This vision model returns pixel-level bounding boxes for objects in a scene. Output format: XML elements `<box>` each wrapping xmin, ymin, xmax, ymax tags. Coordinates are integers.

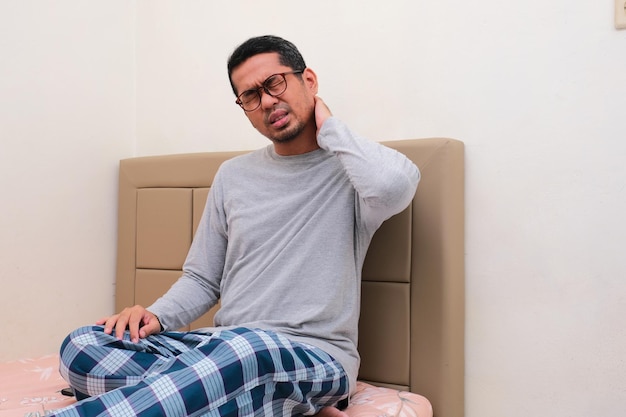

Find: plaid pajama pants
<box><xmin>49</xmin><ymin>326</ymin><xmax>348</xmax><ymax>417</ymax></box>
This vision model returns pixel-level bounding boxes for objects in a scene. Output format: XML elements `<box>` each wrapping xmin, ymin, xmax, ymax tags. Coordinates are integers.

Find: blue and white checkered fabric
<box><xmin>49</xmin><ymin>326</ymin><xmax>348</xmax><ymax>417</ymax></box>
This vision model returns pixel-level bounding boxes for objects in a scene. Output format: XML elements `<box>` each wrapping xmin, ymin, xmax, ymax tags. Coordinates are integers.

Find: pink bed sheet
<box><xmin>0</xmin><ymin>355</ymin><xmax>75</xmax><ymax>417</ymax></box>
<box><xmin>0</xmin><ymin>355</ymin><xmax>432</xmax><ymax>417</ymax></box>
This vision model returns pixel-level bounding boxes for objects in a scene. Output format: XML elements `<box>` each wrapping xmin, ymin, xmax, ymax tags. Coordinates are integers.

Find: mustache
<box><xmin>264</xmin><ymin>105</ymin><xmax>290</xmax><ymax>123</ymax></box>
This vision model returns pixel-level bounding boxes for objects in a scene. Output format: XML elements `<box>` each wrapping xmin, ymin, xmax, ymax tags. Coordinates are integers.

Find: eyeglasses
<box><xmin>235</xmin><ymin>70</ymin><xmax>305</xmax><ymax>112</ymax></box>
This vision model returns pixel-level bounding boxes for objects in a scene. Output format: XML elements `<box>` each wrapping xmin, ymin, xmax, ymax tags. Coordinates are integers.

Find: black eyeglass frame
<box><xmin>235</xmin><ymin>69</ymin><xmax>305</xmax><ymax>112</ymax></box>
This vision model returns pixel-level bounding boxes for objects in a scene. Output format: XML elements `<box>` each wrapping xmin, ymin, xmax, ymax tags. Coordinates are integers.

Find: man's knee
<box><xmin>60</xmin><ymin>325</ymin><xmax>105</xmax><ymax>353</ymax></box>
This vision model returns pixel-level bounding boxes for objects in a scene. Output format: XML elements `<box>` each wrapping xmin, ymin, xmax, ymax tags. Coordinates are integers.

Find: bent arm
<box><xmin>316</xmin><ymin>111</ymin><xmax>420</xmax><ymax>229</ymax></box>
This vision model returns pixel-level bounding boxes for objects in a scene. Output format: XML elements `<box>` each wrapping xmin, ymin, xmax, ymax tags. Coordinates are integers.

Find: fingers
<box><xmin>126</xmin><ymin>307</ymin><xmax>143</xmax><ymax>342</ymax></box>
<box><xmin>95</xmin><ymin>317</ymin><xmax>109</xmax><ymax>326</ymax></box>
<box><xmin>95</xmin><ymin>305</ymin><xmax>159</xmax><ymax>343</ymax></box>
<box><xmin>138</xmin><ymin>314</ymin><xmax>162</xmax><ymax>339</ymax></box>
<box><xmin>99</xmin><ymin>313</ymin><xmax>121</xmax><ymax>336</ymax></box>
<box><xmin>314</xmin><ymin>96</ymin><xmax>332</xmax><ymax>136</ymax></box>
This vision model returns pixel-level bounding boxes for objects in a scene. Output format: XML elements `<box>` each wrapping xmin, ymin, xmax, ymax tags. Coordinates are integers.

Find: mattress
<box><xmin>0</xmin><ymin>355</ymin><xmax>431</xmax><ymax>417</ymax></box>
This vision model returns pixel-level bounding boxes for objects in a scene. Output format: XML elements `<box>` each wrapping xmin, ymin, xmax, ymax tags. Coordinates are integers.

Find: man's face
<box><xmin>230</xmin><ymin>52</ymin><xmax>318</xmax><ymax>145</ymax></box>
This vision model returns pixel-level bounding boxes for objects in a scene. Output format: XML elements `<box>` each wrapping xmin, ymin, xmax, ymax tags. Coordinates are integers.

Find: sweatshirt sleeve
<box><xmin>317</xmin><ymin>117</ymin><xmax>420</xmax><ymax>230</ymax></box>
<box><xmin>146</xmin><ymin>171</ymin><xmax>227</xmax><ymax>331</ymax></box>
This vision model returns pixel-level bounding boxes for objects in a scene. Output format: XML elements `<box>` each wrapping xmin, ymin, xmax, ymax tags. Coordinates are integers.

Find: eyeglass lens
<box><xmin>238</xmin><ymin>74</ymin><xmax>288</xmax><ymax>111</ymax></box>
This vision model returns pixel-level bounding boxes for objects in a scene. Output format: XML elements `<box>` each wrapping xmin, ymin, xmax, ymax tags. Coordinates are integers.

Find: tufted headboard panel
<box><xmin>115</xmin><ymin>138</ymin><xmax>465</xmax><ymax>417</ymax></box>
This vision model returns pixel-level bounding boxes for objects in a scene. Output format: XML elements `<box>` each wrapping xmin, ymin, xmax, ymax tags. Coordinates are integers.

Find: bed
<box><xmin>0</xmin><ymin>138</ymin><xmax>464</xmax><ymax>417</ymax></box>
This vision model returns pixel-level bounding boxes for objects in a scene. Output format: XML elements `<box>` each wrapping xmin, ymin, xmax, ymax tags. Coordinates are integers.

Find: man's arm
<box><xmin>97</xmin><ymin>170</ymin><xmax>227</xmax><ymax>341</ymax></box>
<box><xmin>144</xmin><ymin>177</ymin><xmax>227</xmax><ymax>331</ymax></box>
<box><xmin>314</xmin><ymin>97</ymin><xmax>420</xmax><ymax>229</ymax></box>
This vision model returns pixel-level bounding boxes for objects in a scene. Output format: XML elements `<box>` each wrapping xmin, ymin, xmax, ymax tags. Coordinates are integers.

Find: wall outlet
<box><xmin>617</xmin><ymin>0</ymin><xmax>626</xmax><ymax>29</ymax></box>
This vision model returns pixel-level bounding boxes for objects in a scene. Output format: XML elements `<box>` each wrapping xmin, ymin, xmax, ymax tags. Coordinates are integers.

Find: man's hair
<box><xmin>227</xmin><ymin>35</ymin><xmax>307</xmax><ymax>95</ymax></box>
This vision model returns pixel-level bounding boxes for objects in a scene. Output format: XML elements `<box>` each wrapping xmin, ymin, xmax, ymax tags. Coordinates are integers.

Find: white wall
<box><xmin>0</xmin><ymin>1</ymin><xmax>135</xmax><ymax>358</ymax></box>
<box><xmin>1</xmin><ymin>1</ymin><xmax>625</xmax><ymax>416</ymax></box>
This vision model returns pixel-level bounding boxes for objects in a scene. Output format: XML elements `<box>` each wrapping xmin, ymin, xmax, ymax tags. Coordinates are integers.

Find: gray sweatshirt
<box><xmin>148</xmin><ymin>117</ymin><xmax>420</xmax><ymax>393</ymax></box>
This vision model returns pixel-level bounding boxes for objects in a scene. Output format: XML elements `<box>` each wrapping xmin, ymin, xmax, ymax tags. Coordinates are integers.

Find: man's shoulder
<box><xmin>215</xmin><ymin>146</ymin><xmax>268</xmax><ymax>181</ymax></box>
<box><xmin>220</xmin><ymin>146</ymin><xmax>266</xmax><ymax>168</ymax></box>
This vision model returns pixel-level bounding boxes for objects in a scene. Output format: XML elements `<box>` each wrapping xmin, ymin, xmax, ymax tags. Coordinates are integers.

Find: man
<box><xmin>50</xmin><ymin>35</ymin><xmax>420</xmax><ymax>417</ymax></box>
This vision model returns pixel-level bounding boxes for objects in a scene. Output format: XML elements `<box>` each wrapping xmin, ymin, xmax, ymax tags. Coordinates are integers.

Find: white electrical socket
<box><xmin>616</xmin><ymin>0</ymin><xmax>626</xmax><ymax>29</ymax></box>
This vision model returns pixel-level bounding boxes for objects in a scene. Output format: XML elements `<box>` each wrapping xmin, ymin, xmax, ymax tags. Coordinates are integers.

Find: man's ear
<box><xmin>303</xmin><ymin>67</ymin><xmax>319</xmax><ymax>95</ymax></box>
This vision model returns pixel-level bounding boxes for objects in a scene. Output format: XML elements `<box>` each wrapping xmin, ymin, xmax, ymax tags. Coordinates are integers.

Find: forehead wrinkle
<box><xmin>232</xmin><ymin>54</ymin><xmax>292</xmax><ymax>95</ymax></box>
<box><xmin>242</xmin><ymin>69</ymin><xmax>287</xmax><ymax>94</ymax></box>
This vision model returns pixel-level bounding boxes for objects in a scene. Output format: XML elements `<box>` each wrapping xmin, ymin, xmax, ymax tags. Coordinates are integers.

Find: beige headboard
<box><xmin>115</xmin><ymin>138</ymin><xmax>465</xmax><ymax>417</ymax></box>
